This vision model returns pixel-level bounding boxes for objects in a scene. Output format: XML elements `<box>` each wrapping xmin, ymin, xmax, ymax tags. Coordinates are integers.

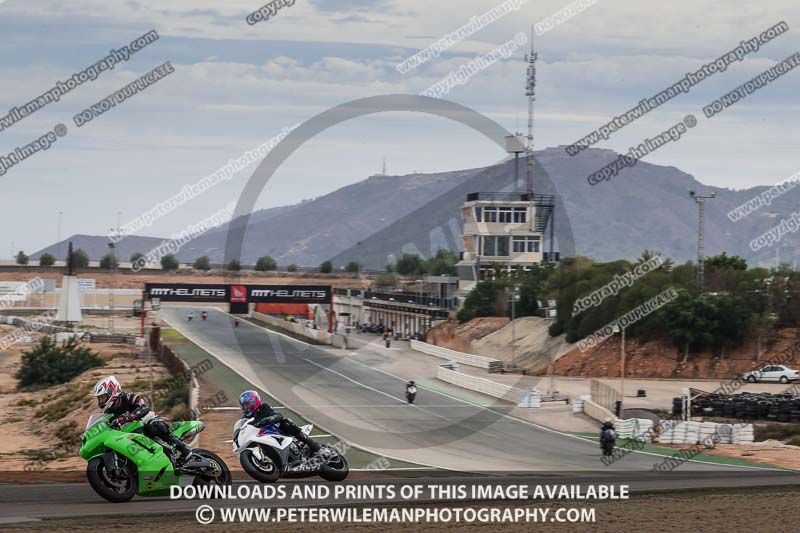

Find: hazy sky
<box><xmin>1</xmin><ymin>0</ymin><xmax>798</xmax><ymax>255</ymax></box>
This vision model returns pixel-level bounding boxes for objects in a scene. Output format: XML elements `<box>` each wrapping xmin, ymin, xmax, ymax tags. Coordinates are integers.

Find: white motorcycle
<box><xmin>232</xmin><ymin>418</ymin><xmax>349</xmax><ymax>483</ymax></box>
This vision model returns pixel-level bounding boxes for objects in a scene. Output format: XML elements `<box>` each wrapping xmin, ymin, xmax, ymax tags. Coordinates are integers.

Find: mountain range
<box><xmin>32</xmin><ymin>147</ymin><xmax>800</xmax><ymax>269</ymax></box>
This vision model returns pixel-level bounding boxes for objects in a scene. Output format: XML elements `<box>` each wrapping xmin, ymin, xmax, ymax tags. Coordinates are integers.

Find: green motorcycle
<box><xmin>79</xmin><ymin>413</ymin><xmax>231</xmax><ymax>502</ymax></box>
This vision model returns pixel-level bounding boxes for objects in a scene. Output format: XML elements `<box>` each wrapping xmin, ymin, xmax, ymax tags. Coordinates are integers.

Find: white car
<box><xmin>743</xmin><ymin>365</ymin><xmax>800</xmax><ymax>384</ymax></box>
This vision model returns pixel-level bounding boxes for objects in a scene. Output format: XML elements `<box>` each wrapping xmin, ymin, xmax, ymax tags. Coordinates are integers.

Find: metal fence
<box><xmin>590</xmin><ymin>379</ymin><xmax>621</xmax><ymax>413</ymax></box>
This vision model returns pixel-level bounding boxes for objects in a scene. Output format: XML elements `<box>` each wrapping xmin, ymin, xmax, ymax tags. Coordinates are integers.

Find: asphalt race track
<box><xmin>158</xmin><ymin>308</ymin><xmax>790</xmax><ymax>473</ymax></box>
<box><xmin>2</xmin><ymin>306</ymin><xmax>797</xmax><ymax>522</ymax></box>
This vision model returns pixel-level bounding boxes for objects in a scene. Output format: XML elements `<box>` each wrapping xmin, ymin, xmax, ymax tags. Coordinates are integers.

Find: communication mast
<box><xmin>524</xmin><ymin>28</ymin><xmax>537</xmax><ymax>196</ymax></box>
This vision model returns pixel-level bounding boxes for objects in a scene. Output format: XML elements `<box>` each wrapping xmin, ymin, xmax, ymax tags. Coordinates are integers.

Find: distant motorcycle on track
<box><xmin>600</xmin><ymin>426</ymin><xmax>616</xmax><ymax>457</ymax></box>
<box><xmin>405</xmin><ymin>381</ymin><xmax>417</xmax><ymax>404</ymax></box>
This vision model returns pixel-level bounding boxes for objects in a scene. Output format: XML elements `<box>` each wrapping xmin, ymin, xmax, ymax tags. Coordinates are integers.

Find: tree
<box><xmin>705</xmin><ymin>252</ymin><xmax>747</xmax><ymax>271</ymax></box>
<box><xmin>346</xmin><ymin>261</ymin><xmax>360</xmax><ymax>273</ymax></box>
<box><xmin>39</xmin><ymin>253</ymin><xmax>55</xmax><ymax>267</ymax></box>
<box><xmin>255</xmin><ymin>256</ymin><xmax>277</xmax><ymax>272</ymax></box>
<box><xmin>287</xmin><ymin>264</ymin><xmax>298</xmax><ymax>272</ymax></box>
<box><xmin>160</xmin><ymin>254</ymin><xmax>179</xmax><ymax>271</ymax></box>
<box><xmin>99</xmin><ymin>253</ymin><xmax>118</xmax><ymax>269</ymax></box>
<box><xmin>396</xmin><ymin>254</ymin><xmax>426</xmax><ymax>276</ymax></box>
<box><xmin>385</xmin><ymin>264</ymin><xmax>396</xmax><ymax>273</ymax></box>
<box><xmin>661</xmin><ymin>290</ymin><xmax>718</xmax><ymax>363</ymax></box>
<box><xmin>320</xmin><ymin>261</ymin><xmax>333</xmax><ymax>273</ymax></box>
<box><xmin>72</xmin><ymin>249</ymin><xmax>90</xmax><ymax>269</ymax></box>
<box><xmin>227</xmin><ymin>259</ymin><xmax>242</xmax><ymax>271</ymax></box>
<box><xmin>457</xmin><ymin>279</ymin><xmax>505</xmax><ymax>322</ymax></box>
<box><xmin>193</xmin><ymin>256</ymin><xmax>211</xmax><ymax>271</ymax></box>
<box><xmin>130</xmin><ymin>252</ymin><xmax>144</xmax><ymax>264</ymax></box>
<box><xmin>15</xmin><ymin>251</ymin><xmax>28</xmax><ymax>265</ymax></box>
<box><xmin>425</xmin><ymin>249</ymin><xmax>458</xmax><ymax>276</ymax></box>
<box><xmin>711</xmin><ymin>294</ymin><xmax>752</xmax><ymax>358</ymax></box>
<box><xmin>15</xmin><ymin>337</ymin><xmax>105</xmax><ymax>388</ymax></box>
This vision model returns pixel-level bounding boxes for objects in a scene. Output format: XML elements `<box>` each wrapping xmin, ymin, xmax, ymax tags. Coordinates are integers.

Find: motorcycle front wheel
<box><xmin>241</xmin><ymin>448</ymin><xmax>280</xmax><ymax>483</ymax></box>
<box><xmin>86</xmin><ymin>455</ymin><xmax>138</xmax><ymax>503</ymax></box>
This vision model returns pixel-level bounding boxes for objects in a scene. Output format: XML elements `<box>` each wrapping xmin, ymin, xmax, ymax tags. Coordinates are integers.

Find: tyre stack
<box><xmin>672</xmin><ymin>397</ymin><xmax>683</xmax><ymax>417</ymax></box>
<box><xmin>691</xmin><ymin>392</ymin><xmax>800</xmax><ymax>422</ymax></box>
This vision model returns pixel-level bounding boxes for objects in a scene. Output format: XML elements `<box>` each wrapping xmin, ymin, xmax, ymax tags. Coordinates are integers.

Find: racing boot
<box><xmin>296</xmin><ymin>432</ymin><xmax>322</xmax><ymax>454</ymax></box>
<box><xmin>166</xmin><ymin>434</ymin><xmax>193</xmax><ymax>465</ymax></box>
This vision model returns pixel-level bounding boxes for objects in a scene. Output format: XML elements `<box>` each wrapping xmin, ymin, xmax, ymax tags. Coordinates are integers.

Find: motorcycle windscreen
<box><xmin>258</xmin><ymin>425</ymin><xmax>282</xmax><ymax>437</ymax></box>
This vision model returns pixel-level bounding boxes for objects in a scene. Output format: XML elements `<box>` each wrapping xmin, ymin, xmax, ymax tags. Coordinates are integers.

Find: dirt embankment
<box><xmin>0</xmin><ymin>270</ymin><xmax>370</xmax><ymax>290</ymax></box>
<box><xmin>472</xmin><ymin>317</ymin><xmax>574</xmax><ymax>372</ymax></box>
<box><xmin>426</xmin><ymin>317</ymin><xmax>574</xmax><ymax>372</ymax></box>
<box><xmin>426</xmin><ymin>318</ymin><xmax>509</xmax><ymax>353</ymax></box>
<box><xmin>549</xmin><ymin>329</ymin><xmax>800</xmax><ymax>379</ymax></box>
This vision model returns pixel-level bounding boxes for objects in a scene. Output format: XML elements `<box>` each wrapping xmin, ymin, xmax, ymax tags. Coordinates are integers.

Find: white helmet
<box><xmin>93</xmin><ymin>376</ymin><xmax>122</xmax><ymax>410</ymax></box>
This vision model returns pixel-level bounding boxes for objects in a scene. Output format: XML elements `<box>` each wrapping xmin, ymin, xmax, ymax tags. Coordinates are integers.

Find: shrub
<box><xmin>287</xmin><ymin>264</ymin><xmax>298</xmax><ymax>272</ymax></box>
<box><xmin>99</xmin><ymin>253</ymin><xmax>118</xmax><ymax>269</ymax></box>
<box><xmin>346</xmin><ymin>261</ymin><xmax>360</xmax><ymax>273</ymax></box>
<box><xmin>72</xmin><ymin>249</ymin><xmax>90</xmax><ymax>269</ymax></box>
<box><xmin>255</xmin><ymin>256</ymin><xmax>277</xmax><ymax>272</ymax></box>
<box><xmin>227</xmin><ymin>259</ymin><xmax>242</xmax><ymax>271</ymax></box>
<box><xmin>396</xmin><ymin>254</ymin><xmax>426</xmax><ymax>276</ymax></box>
<box><xmin>39</xmin><ymin>253</ymin><xmax>55</xmax><ymax>267</ymax></box>
<box><xmin>320</xmin><ymin>261</ymin><xmax>333</xmax><ymax>273</ymax></box>
<box><xmin>160</xmin><ymin>254</ymin><xmax>180</xmax><ymax>271</ymax></box>
<box><xmin>193</xmin><ymin>256</ymin><xmax>211</xmax><ymax>271</ymax></box>
<box><xmin>16</xmin><ymin>337</ymin><xmax>105</xmax><ymax>389</ymax></box>
<box><xmin>16</xmin><ymin>251</ymin><xmax>29</xmax><ymax>265</ymax></box>
<box><xmin>374</xmin><ymin>274</ymin><xmax>398</xmax><ymax>288</ymax></box>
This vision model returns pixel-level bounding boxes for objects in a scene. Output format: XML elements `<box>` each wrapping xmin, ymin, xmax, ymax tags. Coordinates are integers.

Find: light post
<box><xmin>57</xmin><ymin>211</ymin><xmax>63</xmax><ymax>260</ymax></box>
<box><xmin>689</xmin><ymin>190</ymin><xmax>715</xmax><ymax>292</ymax></box>
<box><xmin>612</xmin><ymin>323</ymin><xmax>626</xmax><ymax>417</ymax></box>
<box><xmin>510</xmin><ymin>285</ymin><xmax>520</xmax><ymax>368</ymax></box>
<box><xmin>107</xmin><ymin>240</ymin><xmax>116</xmax><ymax>334</ymax></box>
<box><xmin>415</xmin><ymin>279</ymin><xmax>424</xmax><ymax>336</ymax></box>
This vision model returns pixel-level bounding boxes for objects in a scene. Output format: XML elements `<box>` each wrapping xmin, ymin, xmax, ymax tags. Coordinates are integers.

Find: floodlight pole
<box><xmin>689</xmin><ymin>190</ymin><xmax>715</xmax><ymax>292</ymax></box>
<box><xmin>510</xmin><ymin>286</ymin><xmax>520</xmax><ymax>367</ymax></box>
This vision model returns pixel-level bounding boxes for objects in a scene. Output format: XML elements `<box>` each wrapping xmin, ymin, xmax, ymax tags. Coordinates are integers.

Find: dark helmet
<box><xmin>407</xmin><ymin>380</ymin><xmax>415</xmax><ymax>386</ymax></box>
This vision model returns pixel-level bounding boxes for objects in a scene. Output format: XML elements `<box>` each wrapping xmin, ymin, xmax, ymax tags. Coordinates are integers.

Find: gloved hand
<box><xmin>253</xmin><ymin>414</ymin><xmax>283</xmax><ymax>428</ymax></box>
<box><xmin>112</xmin><ymin>414</ymin><xmax>135</xmax><ymax>428</ymax></box>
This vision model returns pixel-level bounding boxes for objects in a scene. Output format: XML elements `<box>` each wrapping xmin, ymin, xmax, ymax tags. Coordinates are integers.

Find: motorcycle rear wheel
<box><xmin>319</xmin><ymin>446</ymin><xmax>349</xmax><ymax>482</ymax></box>
<box><xmin>191</xmin><ymin>448</ymin><xmax>232</xmax><ymax>490</ymax></box>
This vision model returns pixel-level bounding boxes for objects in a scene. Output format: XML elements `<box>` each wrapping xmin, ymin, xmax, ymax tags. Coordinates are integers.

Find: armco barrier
<box><xmin>436</xmin><ymin>365</ymin><xmax>520</xmax><ymax>402</ymax></box>
<box><xmin>411</xmin><ymin>339</ymin><xmax>500</xmax><ymax>369</ymax></box>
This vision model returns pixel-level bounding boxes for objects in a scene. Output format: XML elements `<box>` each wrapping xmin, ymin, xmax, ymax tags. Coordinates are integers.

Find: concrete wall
<box><xmin>251</xmin><ymin>311</ymin><xmax>347</xmax><ymax>347</ymax></box>
<box><xmin>410</xmin><ymin>339</ymin><xmax>499</xmax><ymax>369</ymax></box>
<box><xmin>436</xmin><ymin>366</ymin><xmax>520</xmax><ymax>402</ymax></box>
<box><xmin>583</xmin><ymin>399</ymin><xmax>617</xmax><ymax>423</ymax></box>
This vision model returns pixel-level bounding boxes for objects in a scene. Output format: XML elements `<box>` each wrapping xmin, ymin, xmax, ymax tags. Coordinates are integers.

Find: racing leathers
<box><xmin>105</xmin><ymin>392</ymin><xmax>192</xmax><ymax>463</ymax></box>
<box><xmin>248</xmin><ymin>402</ymin><xmax>321</xmax><ymax>453</ymax></box>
